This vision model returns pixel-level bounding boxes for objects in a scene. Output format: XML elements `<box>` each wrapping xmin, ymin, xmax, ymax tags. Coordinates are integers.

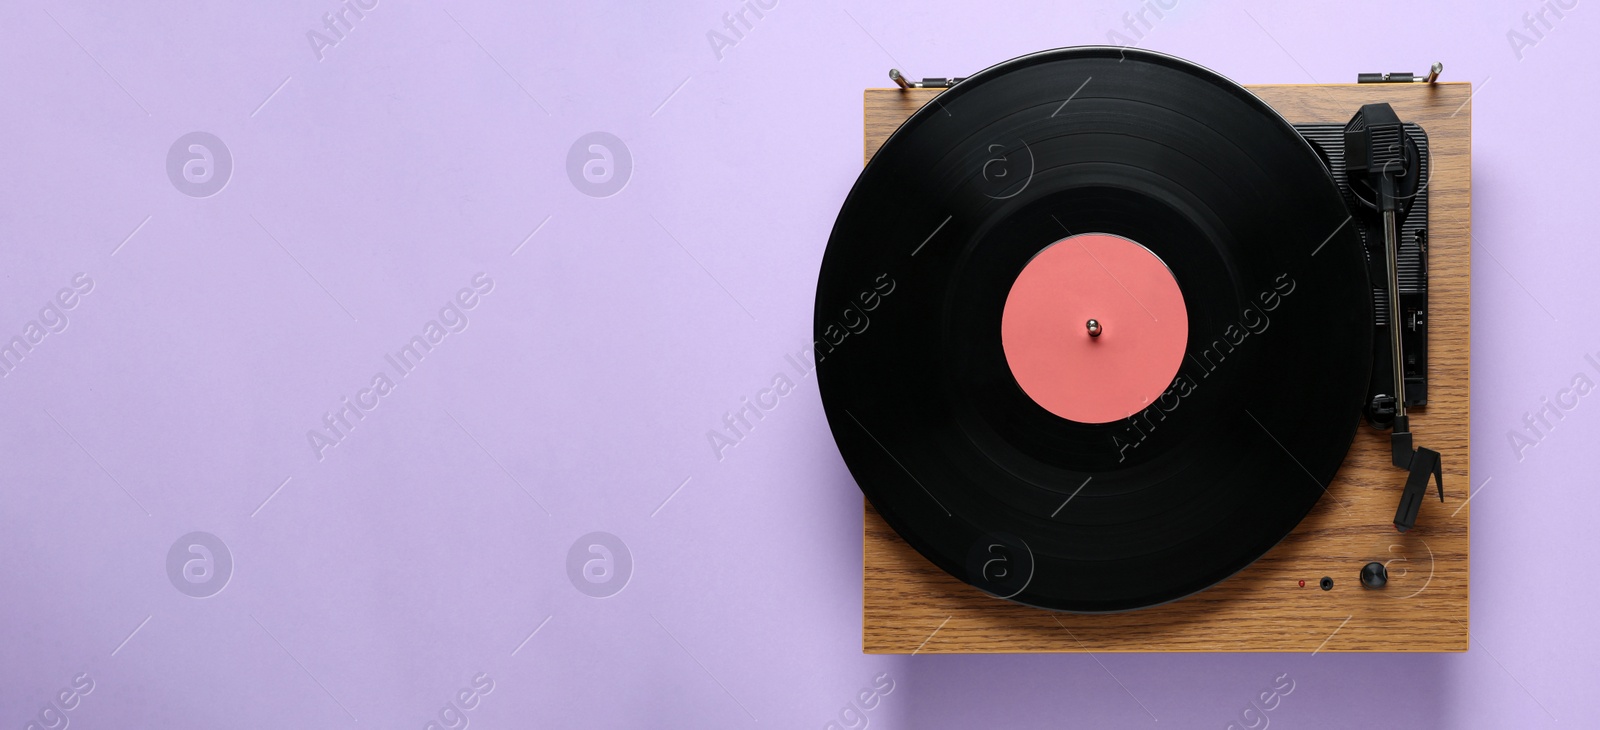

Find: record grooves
<box><xmin>817</xmin><ymin>48</ymin><xmax>1373</xmax><ymax>612</ymax></box>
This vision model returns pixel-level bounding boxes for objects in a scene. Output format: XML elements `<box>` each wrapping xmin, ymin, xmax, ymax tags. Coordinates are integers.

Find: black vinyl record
<box><xmin>816</xmin><ymin>48</ymin><xmax>1372</xmax><ymax>612</ymax></box>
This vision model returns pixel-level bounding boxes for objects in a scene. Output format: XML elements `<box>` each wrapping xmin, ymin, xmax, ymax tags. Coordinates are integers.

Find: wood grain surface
<box><xmin>861</xmin><ymin>83</ymin><xmax>1471</xmax><ymax>653</ymax></box>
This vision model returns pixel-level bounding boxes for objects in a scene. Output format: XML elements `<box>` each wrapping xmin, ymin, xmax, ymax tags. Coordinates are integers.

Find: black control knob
<box><xmin>1360</xmin><ymin>562</ymin><xmax>1388</xmax><ymax>589</ymax></box>
<box><xmin>1367</xmin><ymin>394</ymin><xmax>1397</xmax><ymax>429</ymax></box>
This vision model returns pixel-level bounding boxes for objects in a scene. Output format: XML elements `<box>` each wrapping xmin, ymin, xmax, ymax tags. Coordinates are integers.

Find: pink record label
<box><xmin>1001</xmin><ymin>233</ymin><xmax>1189</xmax><ymax>424</ymax></box>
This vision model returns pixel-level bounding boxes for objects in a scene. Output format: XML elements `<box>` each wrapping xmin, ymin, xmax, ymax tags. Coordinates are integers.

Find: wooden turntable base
<box><xmin>861</xmin><ymin>82</ymin><xmax>1471</xmax><ymax>653</ymax></box>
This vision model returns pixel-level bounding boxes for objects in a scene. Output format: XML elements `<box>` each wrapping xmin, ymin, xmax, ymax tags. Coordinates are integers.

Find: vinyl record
<box><xmin>816</xmin><ymin>47</ymin><xmax>1372</xmax><ymax>612</ymax></box>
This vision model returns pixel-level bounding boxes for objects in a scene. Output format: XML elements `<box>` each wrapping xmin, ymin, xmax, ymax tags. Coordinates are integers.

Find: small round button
<box><xmin>1360</xmin><ymin>562</ymin><xmax>1388</xmax><ymax>589</ymax></box>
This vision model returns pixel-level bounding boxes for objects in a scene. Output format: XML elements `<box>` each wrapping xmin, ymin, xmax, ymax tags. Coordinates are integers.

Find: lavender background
<box><xmin>1</xmin><ymin>0</ymin><xmax>1593</xmax><ymax>728</ymax></box>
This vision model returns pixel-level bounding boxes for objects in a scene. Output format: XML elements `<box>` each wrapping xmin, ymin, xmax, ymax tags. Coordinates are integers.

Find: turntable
<box><xmin>816</xmin><ymin>48</ymin><xmax>1470</xmax><ymax>652</ymax></box>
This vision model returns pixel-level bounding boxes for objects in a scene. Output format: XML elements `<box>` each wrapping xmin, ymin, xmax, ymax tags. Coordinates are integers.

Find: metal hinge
<box><xmin>1358</xmin><ymin>62</ymin><xmax>1443</xmax><ymax>84</ymax></box>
